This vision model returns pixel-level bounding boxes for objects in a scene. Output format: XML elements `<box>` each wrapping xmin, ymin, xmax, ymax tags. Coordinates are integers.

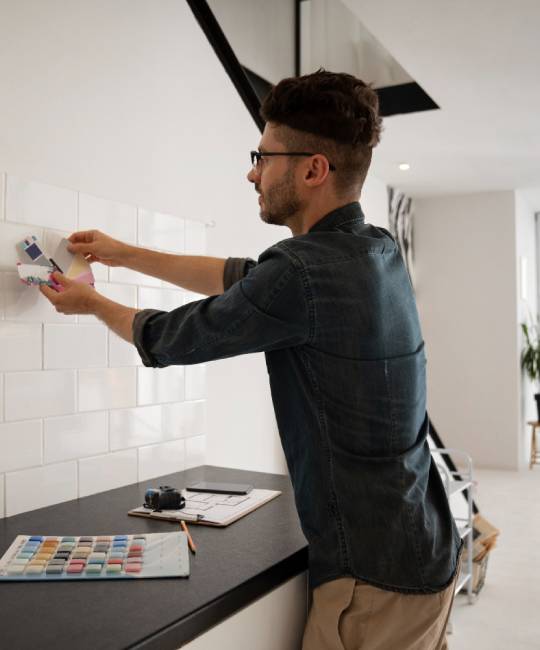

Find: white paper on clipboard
<box><xmin>128</xmin><ymin>488</ymin><xmax>281</xmax><ymax>527</ymax></box>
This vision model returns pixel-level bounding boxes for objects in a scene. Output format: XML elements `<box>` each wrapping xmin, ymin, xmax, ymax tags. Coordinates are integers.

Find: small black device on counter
<box><xmin>185</xmin><ymin>482</ymin><xmax>253</xmax><ymax>495</ymax></box>
<box><xmin>144</xmin><ymin>485</ymin><xmax>185</xmax><ymax>511</ymax></box>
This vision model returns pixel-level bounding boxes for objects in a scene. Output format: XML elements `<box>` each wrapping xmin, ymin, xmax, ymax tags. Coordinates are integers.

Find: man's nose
<box><xmin>247</xmin><ymin>167</ymin><xmax>259</xmax><ymax>184</ymax></box>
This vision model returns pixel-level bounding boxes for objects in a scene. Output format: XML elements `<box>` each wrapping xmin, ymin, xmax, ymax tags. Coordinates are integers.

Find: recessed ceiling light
<box><xmin>399</xmin><ymin>163</ymin><xmax>410</xmax><ymax>171</ymax></box>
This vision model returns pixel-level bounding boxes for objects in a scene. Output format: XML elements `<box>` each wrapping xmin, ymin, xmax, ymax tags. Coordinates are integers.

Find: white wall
<box><xmin>0</xmin><ymin>0</ymin><xmax>261</xmax><ymax>223</ymax></box>
<box><xmin>362</xmin><ymin>172</ymin><xmax>389</xmax><ymax>229</ymax></box>
<box><xmin>0</xmin><ymin>0</ymin><xmax>272</xmax><ymax>515</ymax></box>
<box><xmin>183</xmin><ymin>573</ymin><xmax>307</xmax><ymax>650</ymax></box>
<box><xmin>209</xmin><ymin>0</ymin><xmax>295</xmax><ymax>83</ymax></box>
<box><xmin>301</xmin><ymin>0</ymin><xmax>362</xmax><ymax>77</ymax></box>
<box><xmin>515</xmin><ymin>190</ymin><xmax>538</xmax><ymax>467</ymax></box>
<box><xmin>414</xmin><ymin>191</ymin><xmax>529</xmax><ymax>470</ymax></box>
<box><xmin>0</xmin><ymin>175</ymin><xmax>210</xmax><ymax>517</ymax></box>
<box><xmin>206</xmin><ymin>213</ymin><xmax>288</xmax><ymax>475</ymax></box>
<box><xmin>0</xmin><ymin>1</ymin><xmax>390</xmax><ymax>509</ymax></box>
<box><xmin>300</xmin><ymin>0</ymin><xmax>411</xmax><ymax>88</ymax></box>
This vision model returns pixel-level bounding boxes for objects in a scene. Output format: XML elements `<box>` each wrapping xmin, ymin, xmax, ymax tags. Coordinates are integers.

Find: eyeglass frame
<box><xmin>250</xmin><ymin>150</ymin><xmax>336</xmax><ymax>172</ymax></box>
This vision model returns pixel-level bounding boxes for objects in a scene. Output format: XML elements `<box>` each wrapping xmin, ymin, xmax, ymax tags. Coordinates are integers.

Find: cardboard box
<box><xmin>471</xmin><ymin>552</ymin><xmax>490</xmax><ymax>594</ymax></box>
<box><xmin>462</xmin><ymin>514</ymin><xmax>499</xmax><ymax>595</ymax></box>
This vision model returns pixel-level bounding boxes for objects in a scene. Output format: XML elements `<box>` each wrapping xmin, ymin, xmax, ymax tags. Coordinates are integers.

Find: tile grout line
<box><xmin>2</xmin><ymin>172</ymin><xmax>6</xmax><ymax>220</ymax></box>
<box><xmin>2</xmin><ymin>179</ymin><xmax>197</xmax><ymax>514</ymax></box>
<box><xmin>76</xmin><ymin>455</ymin><xmax>80</xmax><ymax>498</ymax></box>
<box><xmin>107</xmin><ymin>409</ymin><xmax>111</xmax><ymax>453</ymax></box>
<box><xmin>40</xmin><ymin>417</ymin><xmax>44</xmax><ymax>468</ymax></box>
<box><xmin>133</xmin><ymin>200</ymin><xmax>140</xmax><ymax>486</ymax></box>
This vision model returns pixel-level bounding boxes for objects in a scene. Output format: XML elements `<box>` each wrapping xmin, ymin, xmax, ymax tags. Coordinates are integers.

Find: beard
<box><xmin>258</xmin><ymin>167</ymin><xmax>304</xmax><ymax>226</ymax></box>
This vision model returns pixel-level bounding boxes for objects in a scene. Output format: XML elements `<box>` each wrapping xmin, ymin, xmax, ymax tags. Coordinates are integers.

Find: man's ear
<box><xmin>304</xmin><ymin>155</ymin><xmax>331</xmax><ymax>187</ymax></box>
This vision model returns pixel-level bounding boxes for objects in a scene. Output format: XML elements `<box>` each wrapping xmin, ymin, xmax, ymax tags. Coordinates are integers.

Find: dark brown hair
<box><xmin>260</xmin><ymin>69</ymin><xmax>383</xmax><ymax>196</ymax></box>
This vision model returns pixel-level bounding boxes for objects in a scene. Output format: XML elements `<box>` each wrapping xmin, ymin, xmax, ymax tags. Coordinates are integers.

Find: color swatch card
<box><xmin>0</xmin><ymin>532</ymin><xmax>189</xmax><ymax>581</ymax></box>
<box><xmin>52</xmin><ymin>238</ymin><xmax>95</xmax><ymax>285</ymax></box>
<box><xmin>15</xmin><ymin>236</ymin><xmax>95</xmax><ymax>287</ymax></box>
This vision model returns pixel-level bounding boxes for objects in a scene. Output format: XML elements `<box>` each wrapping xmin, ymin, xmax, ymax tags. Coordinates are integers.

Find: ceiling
<box><xmin>341</xmin><ymin>0</ymin><xmax>540</xmax><ymax>206</ymax></box>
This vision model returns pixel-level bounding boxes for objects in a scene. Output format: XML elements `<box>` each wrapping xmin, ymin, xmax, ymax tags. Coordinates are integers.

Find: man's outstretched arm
<box><xmin>67</xmin><ymin>229</ymin><xmax>226</xmax><ymax>296</ymax></box>
<box><xmin>40</xmin><ymin>246</ymin><xmax>308</xmax><ymax>368</ymax></box>
<box><xmin>40</xmin><ymin>273</ymin><xmax>139</xmax><ymax>343</ymax></box>
<box><xmin>124</xmin><ymin>248</ymin><xmax>226</xmax><ymax>296</ymax></box>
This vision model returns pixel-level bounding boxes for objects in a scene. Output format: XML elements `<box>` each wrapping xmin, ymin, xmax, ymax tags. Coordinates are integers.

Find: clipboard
<box><xmin>128</xmin><ymin>488</ymin><xmax>281</xmax><ymax>527</ymax></box>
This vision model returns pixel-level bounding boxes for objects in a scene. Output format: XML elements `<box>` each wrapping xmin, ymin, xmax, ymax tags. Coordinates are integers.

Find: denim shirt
<box><xmin>132</xmin><ymin>202</ymin><xmax>462</xmax><ymax>593</ymax></box>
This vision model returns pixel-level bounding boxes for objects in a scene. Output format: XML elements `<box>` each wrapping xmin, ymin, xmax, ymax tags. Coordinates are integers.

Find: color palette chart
<box><xmin>0</xmin><ymin>532</ymin><xmax>190</xmax><ymax>581</ymax></box>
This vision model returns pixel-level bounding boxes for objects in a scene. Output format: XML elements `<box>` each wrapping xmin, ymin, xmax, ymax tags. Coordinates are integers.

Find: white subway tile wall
<box><xmin>138</xmin><ymin>439</ymin><xmax>185</xmax><ymax>482</ymax></box>
<box><xmin>0</xmin><ymin>172</ymin><xmax>5</xmax><ymax>221</ymax></box>
<box><xmin>0</xmin><ymin>322</ymin><xmax>42</xmax><ymax>371</ymax></box>
<box><xmin>0</xmin><ymin>475</ymin><xmax>4</xmax><ymax>518</ymax></box>
<box><xmin>78</xmin><ymin>193</ymin><xmax>137</xmax><ymax>244</ymax></box>
<box><xmin>0</xmin><ymin>174</ymin><xmax>208</xmax><ymax>517</ymax></box>
<box><xmin>185</xmin><ymin>435</ymin><xmax>206</xmax><ymax>470</ymax></box>
<box><xmin>109</xmin><ymin>405</ymin><xmax>163</xmax><ymax>450</ymax></box>
<box><xmin>44</xmin><ymin>412</ymin><xmax>109</xmax><ymax>464</ymax></box>
<box><xmin>138</xmin><ymin>286</ymin><xmax>185</xmax><ymax>312</ymax></box>
<box><xmin>6</xmin><ymin>176</ymin><xmax>78</xmax><ymax>232</ymax></box>
<box><xmin>109</xmin><ymin>266</ymin><xmax>162</xmax><ymax>288</ymax></box>
<box><xmin>6</xmin><ymin>461</ymin><xmax>78</xmax><ymax>517</ymax></box>
<box><xmin>78</xmin><ymin>367</ymin><xmax>137</xmax><ymax>412</ymax></box>
<box><xmin>78</xmin><ymin>282</ymin><xmax>137</xmax><ymax>324</ymax></box>
<box><xmin>137</xmin><ymin>366</ymin><xmax>185</xmax><ymax>405</ymax></box>
<box><xmin>44</xmin><ymin>324</ymin><xmax>107</xmax><ymax>369</ymax></box>
<box><xmin>0</xmin><ymin>420</ymin><xmax>42</xmax><ymax>473</ymax></box>
<box><xmin>138</xmin><ymin>209</ymin><xmax>185</xmax><ymax>253</ymax></box>
<box><xmin>78</xmin><ymin>449</ymin><xmax>138</xmax><ymax>498</ymax></box>
<box><xmin>109</xmin><ymin>330</ymin><xmax>141</xmax><ymax>367</ymax></box>
<box><xmin>162</xmin><ymin>401</ymin><xmax>206</xmax><ymax>438</ymax></box>
<box><xmin>185</xmin><ymin>364</ymin><xmax>206</xmax><ymax>401</ymax></box>
<box><xmin>5</xmin><ymin>370</ymin><xmax>77</xmax><ymax>421</ymax></box>
<box><xmin>185</xmin><ymin>219</ymin><xmax>207</xmax><ymax>255</ymax></box>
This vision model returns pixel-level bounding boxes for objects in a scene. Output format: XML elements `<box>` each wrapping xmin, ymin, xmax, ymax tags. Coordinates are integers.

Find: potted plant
<box><xmin>521</xmin><ymin>322</ymin><xmax>540</xmax><ymax>421</ymax></box>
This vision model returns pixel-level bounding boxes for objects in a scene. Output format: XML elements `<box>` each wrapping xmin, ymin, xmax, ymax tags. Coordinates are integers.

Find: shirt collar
<box><xmin>308</xmin><ymin>202</ymin><xmax>365</xmax><ymax>234</ymax></box>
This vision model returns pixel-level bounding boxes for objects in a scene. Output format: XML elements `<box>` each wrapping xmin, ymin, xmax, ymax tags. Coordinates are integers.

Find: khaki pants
<box><xmin>302</xmin><ymin>562</ymin><xmax>460</xmax><ymax>650</ymax></box>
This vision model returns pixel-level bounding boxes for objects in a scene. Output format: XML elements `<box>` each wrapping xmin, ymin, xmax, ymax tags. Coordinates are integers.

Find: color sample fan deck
<box><xmin>0</xmin><ymin>532</ymin><xmax>190</xmax><ymax>581</ymax></box>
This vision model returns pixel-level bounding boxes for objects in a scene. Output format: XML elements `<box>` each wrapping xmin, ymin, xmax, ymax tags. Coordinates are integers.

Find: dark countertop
<box><xmin>0</xmin><ymin>465</ymin><xmax>308</xmax><ymax>649</ymax></box>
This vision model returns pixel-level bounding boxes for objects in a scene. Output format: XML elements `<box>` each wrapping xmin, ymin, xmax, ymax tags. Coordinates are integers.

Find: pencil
<box><xmin>181</xmin><ymin>519</ymin><xmax>197</xmax><ymax>554</ymax></box>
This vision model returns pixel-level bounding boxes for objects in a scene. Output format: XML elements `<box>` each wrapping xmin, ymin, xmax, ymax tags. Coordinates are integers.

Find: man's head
<box><xmin>247</xmin><ymin>69</ymin><xmax>382</xmax><ymax>233</ymax></box>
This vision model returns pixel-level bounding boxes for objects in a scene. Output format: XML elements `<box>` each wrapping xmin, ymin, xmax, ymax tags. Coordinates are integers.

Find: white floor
<box><xmin>449</xmin><ymin>467</ymin><xmax>540</xmax><ymax>650</ymax></box>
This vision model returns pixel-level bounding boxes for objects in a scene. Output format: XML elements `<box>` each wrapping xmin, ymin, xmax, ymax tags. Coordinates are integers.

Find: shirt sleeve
<box><xmin>223</xmin><ymin>256</ymin><xmax>257</xmax><ymax>290</ymax></box>
<box><xmin>132</xmin><ymin>245</ymin><xmax>309</xmax><ymax>367</ymax></box>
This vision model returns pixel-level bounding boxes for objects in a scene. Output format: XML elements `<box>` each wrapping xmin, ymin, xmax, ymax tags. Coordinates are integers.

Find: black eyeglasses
<box><xmin>250</xmin><ymin>150</ymin><xmax>336</xmax><ymax>172</ymax></box>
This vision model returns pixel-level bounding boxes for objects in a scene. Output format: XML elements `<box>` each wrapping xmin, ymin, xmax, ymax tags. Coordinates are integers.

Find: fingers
<box><xmin>67</xmin><ymin>230</ymin><xmax>103</xmax><ymax>259</ymax></box>
<box><xmin>40</xmin><ymin>283</ymin><xmax>69</xmax><ymax>312</ymax></box>
<box><xmin>39</xmin><ymin>283</ymin><xmax>58</xmax><ymax>303</ymax></box>
<box><xmin>51</xmin><ymin>272</ymin><xmax>72</xmax><ymax>287</ymax></box>
<box><xmin>67</xmin><ymin>241</ymin><xmax>94</xmax><ymax>256</ymax></box>
<box><xmin>68</xmin><ymin>229</ymin><xmax>99</xmax><ymax>244</ymax></box>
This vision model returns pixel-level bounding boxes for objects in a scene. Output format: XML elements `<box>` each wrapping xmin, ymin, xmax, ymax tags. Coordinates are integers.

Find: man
<box><xmin>41</xmin><ymin>69</ymin><xmax>462</xmax><ymax>649</ymax></box>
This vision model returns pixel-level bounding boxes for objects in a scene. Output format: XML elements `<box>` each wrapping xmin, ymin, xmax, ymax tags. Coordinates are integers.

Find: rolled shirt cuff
<box><xmin>223</xmin><ymin>257</ymin><xmax>255</xmax><ymax>290</ymax></box>
<box><xmin>132</xmin><ymin>308</ymin><xmax>164</xmax><ymax>367</ymax></box>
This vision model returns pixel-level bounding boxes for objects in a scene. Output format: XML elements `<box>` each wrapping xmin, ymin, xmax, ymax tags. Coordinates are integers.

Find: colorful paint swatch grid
<box><xmin>0</xmin><ymin>532</ymin><xmax>190</xmax><ymax>581</ymax></box>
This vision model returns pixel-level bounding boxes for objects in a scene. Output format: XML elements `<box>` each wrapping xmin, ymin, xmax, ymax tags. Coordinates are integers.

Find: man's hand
<box><xmin>67</xmin><ymin>229</ymin><xmax>132</xmax><ymax>267</ymax></box>
<box><xmin>39</xmin><ymin>272</ymin><xmax>102</xmax><ymax>315</ymax></box>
